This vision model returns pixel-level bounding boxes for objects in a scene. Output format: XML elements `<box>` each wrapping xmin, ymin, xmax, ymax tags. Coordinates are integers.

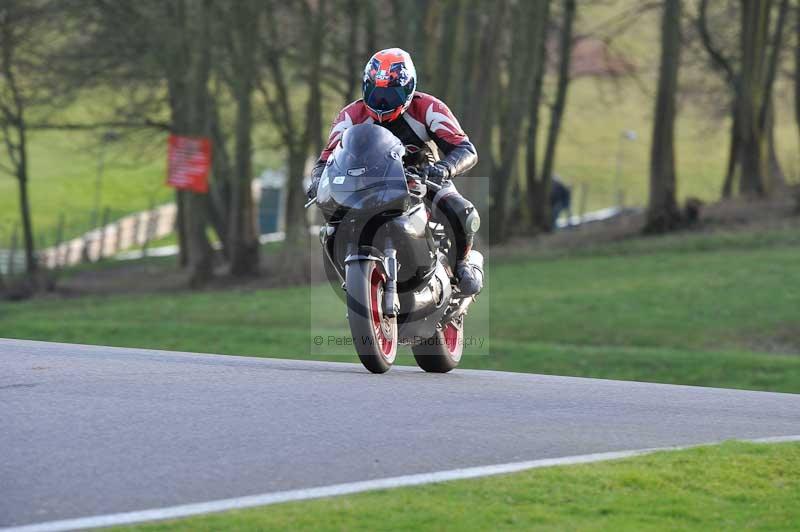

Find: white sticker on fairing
<box><xmin>333</xmin><ymin>175</ymin><xmax>346</xmax><ymax>184</ymax></box>
<box><xmin>347</xmin><ymin>167</ymin><xmax>366</xmax><ymax>176</ymax></box>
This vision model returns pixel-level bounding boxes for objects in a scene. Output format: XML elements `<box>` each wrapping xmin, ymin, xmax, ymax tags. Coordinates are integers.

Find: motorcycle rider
<box><xmin>307</xmin><ymin>48</ymin><xmax>483</xmax><ymax>295</ymax></box>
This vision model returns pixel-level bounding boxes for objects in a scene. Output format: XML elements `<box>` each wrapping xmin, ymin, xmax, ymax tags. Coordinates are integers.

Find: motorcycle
<box><xmin>307</xmin><ymin>123</ymin><xmax>483</xmax><ymax>374</ymax></box>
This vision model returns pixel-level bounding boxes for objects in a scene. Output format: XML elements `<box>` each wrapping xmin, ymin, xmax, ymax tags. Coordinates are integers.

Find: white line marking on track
<box><xmin>5</xmin><ymin>435</ymin><xmax>800</xmax><ymax>532</ymax></box>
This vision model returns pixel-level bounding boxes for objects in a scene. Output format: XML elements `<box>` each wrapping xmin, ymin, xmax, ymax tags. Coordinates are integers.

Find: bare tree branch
<box><xmin>697</xmin><ymin>0</ymin><xmax>736</xmax><ymax>86</ymax></box>
<box><xmin>759</xmin><ymin>0</ymin><xmax>790</xmax><ymax>129</ymax></box>
<box><xmin>26</xmin><ymin>120</ymin><xmax>170</xmax><ymax>131</ymax></box>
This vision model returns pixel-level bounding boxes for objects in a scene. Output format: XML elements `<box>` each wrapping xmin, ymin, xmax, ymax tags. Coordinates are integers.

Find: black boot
<box><xmin>455</xmin><ymin>249</ymin><xmax>483</xmax><ymax>296</ymax></box>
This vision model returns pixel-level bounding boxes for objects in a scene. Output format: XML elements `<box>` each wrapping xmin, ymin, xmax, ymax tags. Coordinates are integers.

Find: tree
<box><xmin>488</xmin><ymin>0</ymin><xmax>546</xmax><ymax>242</ymax></box>
<box><xmin>645</xmin><ymin>0</ymin><xmax>683</xmax><ymax>233</ymax></box>
<box><xmin>0</xmin><ymin>2</ymin><xmax>36</xmax><ymax>276</ymax></box>
<box><xmin>460</xmin><ymin>0</ymin><xmax>507</xmax><ymax>183</ymax></box>
<box><xmin>795</xmin><ymin>1</ymin><xmax>800</xmax><ymax>143</ymax></box>
<box><xmin>70</xmin><ymin>0</ymin><xmax>264</xmax><ymax>285</ymax></box>
<box><xmin>257</xmin><ymin>0</ymin><xmax>327</xmax><ymax>248</ymax></box>
<box><xmin>63</xmin><ymin>1</ymin><xmax>217</xmax><ymax>285</ymax></box>
<box><xmin>218</xmin><ymin>0</ymin><xmax>261</xmax><ymax>276</ymax></box>
<box><xmin>0</xmin><ymin>1</ymin><xmax>64</xmax><ymax>278</ymax></box>
<box><xmin>160</xmin><ymin>0</ymin><xmax>216</xmax><ymax>286</ymax></box>
<box><xmin>697</xmin><ymin>0</ymin><xmax>790</xmax><ymax>197</ymax></box>
<box><xmin>527</xmin><ymin>0</ymin><xmax>576</xmax><ymax>233</ymax></box>
<box><xmin>737</xmin><ymin>0</ymin><xmax>789</xmax><ymax>196</ymax></box>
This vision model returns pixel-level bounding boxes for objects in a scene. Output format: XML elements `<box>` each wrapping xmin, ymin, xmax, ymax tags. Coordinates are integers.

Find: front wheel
<box><xmin>412</xmin><ymin>318</ymin><xmax>464</xmax><ymax>373</ymax></box>
<box><xmin>346</xmin><ymin>260</ymin><xmax>397</xmax><ymax>373</ymax></box>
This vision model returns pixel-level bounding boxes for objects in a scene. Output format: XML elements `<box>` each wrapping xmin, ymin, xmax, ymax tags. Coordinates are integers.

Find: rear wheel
<box><xmin>346</xmin><ymin>260</ymin><xmax>397</xmax><ymax>373</ymax></box>
<box><xmin>412</xmin><ymin>317</ymin><xmax>464</xmax><ymax>373</ymax></box>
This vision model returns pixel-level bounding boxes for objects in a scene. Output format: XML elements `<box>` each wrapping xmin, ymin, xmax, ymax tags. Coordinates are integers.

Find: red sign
<box><xmin>167</xmin><ymin>134</ymin><xmax>211</xmax><ymax>193</ymax></box>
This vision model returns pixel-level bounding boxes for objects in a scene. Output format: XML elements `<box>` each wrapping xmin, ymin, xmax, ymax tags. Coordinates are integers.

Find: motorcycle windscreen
<box><xmin>318</xmin><ymin>124</ymin><xmax>409</xmax><ymax>210</ymax></box>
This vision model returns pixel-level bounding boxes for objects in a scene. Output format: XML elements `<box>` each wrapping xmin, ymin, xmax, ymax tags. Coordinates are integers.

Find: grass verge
<box><xmin>114</xmin><ymin>441</ymin><xmax>800</xmax><ymax>531</ymax></box>
<box><xmin>1</xmin><ymin>228</ymin><xmax>799</xmax><ymax>392</ymax></box>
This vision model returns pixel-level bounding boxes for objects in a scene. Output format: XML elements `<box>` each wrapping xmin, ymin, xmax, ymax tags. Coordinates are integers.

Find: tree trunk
<box><xmin>536</xmin><ymin>0</ymin><xmax>576</xmax><ymax>233</ymax></box>
<box><xmin>490</xmin><ymin>0</ymin><xmax>548</xmax><ymax>243</ymax></box>
<box><xmin>184</xmin><ymin>192</ymin><xmax>214</xmax><ymax>287</ymax></box>
<box><xmin>765</xmin><ymin>98</ymin><xmax>786</xmax><ymax>188</ymax></box>
<box><xmin>17</xmin><ymin>125</ymin><xmax>36</xmax><ymax>275</ymax></box>
<box><xmin>208</xmin><ymin>93</ymin><xmax>231</xmax><ymax>257</ymax></box>
<box><xmin>431</xmin><ymin>0</ymin><xmax>462</xmax><ymax>102</ymax></box>
<box><xmin>164</xmin><ymin>0</ymin><xmax>215</xmax><ymax>287</ymax></box>
<box><xmin>736</xmin><ymin>0</ymin><xmax>788</xmax><ymax>196</ymax></box>
<box><xmin>525</xmin><ymin>1</ymin><xmax>552</xmax><ymax>232</ymax></box>
<box><xmin>364</xmin><ymin>0</ymin><xmax>376</xmax><ymax>58</ymax></box>
<box><xmin>175</xmin><ymin>192</ymin><xmax>188</xmax><ymax>267</ymax></box>
<box><xmin>284</xmin><ymin>147</ymin><xmax>309</xmax><ymax>246</ymax></box>
<box><xmin>456</xmin><ymin>6</ymin><xmax>481</xmax><ymax>120</ymax></box>
<box><xmin>341</xmin><ymin>0</ymin><xmax>362</xmax><ymax>106</ymax></box>
<box><xmin>721</xmin><ymin>111</ymin><xmax>739</xmax><ymax>198</ymax></box>
<box><xmin>796</xmin><ymin>2</ymin><xmax>800</xmax><ymax>143</ymax></box>
<box><xmin>259</xmin><ymin>0</ymin><xmax>313</xmax><ymax>251</ymax></box>
<box><xmin>227</xmin><ymin>0</ymin><xmax>260</xmax><ymax>277</ymax></box>
<box><xmin>0</xmin><ymin>4</ymin><xmax>37</xmax><ymax>277</ymax></box>
<box><xmin>304</xmin><ymin>0</ymin><xmax>326</xmax><ymax>155</ymax></box>
<box><xmin>462</xmin><ymin>0</ymin><xmax>507</xmax><ymax>182</ymax></box>
<box><xmin>794</xmin><ymin>2</ymin><xmax>800</xmax><ymax>144</ymax></box>
<box><xmin>645</xmin><ymin>0</ymin><xmax>682</xmax><ymax>233</ymax></box>
<box><xmin>228</xmin><ymin>68</ymin><xmax>259</xmax><ymax>276</ymax></box>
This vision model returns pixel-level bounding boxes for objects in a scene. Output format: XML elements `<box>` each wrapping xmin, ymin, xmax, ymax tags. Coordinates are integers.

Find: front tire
<box><xmin>346</xmin><ymin>260</ymin><xmax>397</xmax><ymax>373</ymax></box>
<box><xmin>412</xmin><ymin>317</ymin><xmax>464</xmax><ymax>373</ymax></box>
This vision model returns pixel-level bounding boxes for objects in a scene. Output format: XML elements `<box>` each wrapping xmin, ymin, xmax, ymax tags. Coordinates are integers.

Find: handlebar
<box><xmin>425</xmin><ymin>180</ymin><xmax>442</xmax><ymax>193</ymax></box>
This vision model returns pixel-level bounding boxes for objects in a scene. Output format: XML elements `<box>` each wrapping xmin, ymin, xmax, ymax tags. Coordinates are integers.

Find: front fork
<box><xmin>383</xmin><ymin>239</ymin><xmax>399</xmax><ymax>318</ymax></box>
<box><xmin>343</xmin><ymin>237</ymin><xmax>399</xmax><ymax>318</ymax></box>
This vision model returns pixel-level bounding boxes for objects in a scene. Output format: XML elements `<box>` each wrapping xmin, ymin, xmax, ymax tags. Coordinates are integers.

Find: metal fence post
<box><xmin>0</xmin><ymin>225</ymin><xmax>5</xmax><ymax>285</ymax></box>
<box><xmin>54</xmin><ymin>214</ymin><xmax>65</xmax><ymax>269</ymax></box>
<box><xmin>132</xmin><ymin>213</ymin><xmax>141</xmax><ymax>248</ymax></box>
<box><xmin>81</xmin><ymin>212</ymin><xmax>93</xmax><ymax>263</ymax></box>
<box><xmin>578</xmin><ymin>183</ymin><xmax>589</xmax><ymax>224</ymax></box>
<box><xmin>99</xmin><ymin>207</ymin><xmax>111</xmax><ymax>260</ymax></box>
<box><xmin>114</xmin><ymin>220</ymin><xmax>123</xmax><ymax>256</ymax></box>
<box><xmin>142</xmin><ymin>201</ymin><xmax>156</xmax><ymax>259</ymax></box>
<box><xmin>63</xmin><ymin>239</ymin><xmax>72</xmax><ymax>267</ymax></box>
<box><xmin>37</xmin><ymin>233</ymin><xmax>46</xmax><ymax>270</ymax></box>
<box><xmin>8</xmin><ymin>223</ymin><xmax>19</xmax><ymax>277</ymax></box>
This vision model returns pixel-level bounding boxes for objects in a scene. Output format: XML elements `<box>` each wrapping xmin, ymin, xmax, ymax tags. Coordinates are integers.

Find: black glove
<box><xmin>404</xmin><ymin>167</ymin><xmax>426</xmax><ymax>183</ymax></box>
<box><xmin>424</xmin><ymin>161</ymin><xmax>452</xmax><ymax>185</ymax></box>
<box><xmin>405</xmin><ymin>168</ymin><xmax>427</xmax><ymax>197</ymax></box>
<box><xmin>307</xmin><ymin>163</ymin><xmax>326</xmax><ymax>200</ymax></box>
<box><xmin>306</xmin><ymin>178</ymin><xmax>319</xmax><ymax>201</ymax></box>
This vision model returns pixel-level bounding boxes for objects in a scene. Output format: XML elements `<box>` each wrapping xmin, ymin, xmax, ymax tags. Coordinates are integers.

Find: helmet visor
<box><xmin>364</xmin><ymin>85</ymin><xmax>409</xmax><ymax>114</ymax></box>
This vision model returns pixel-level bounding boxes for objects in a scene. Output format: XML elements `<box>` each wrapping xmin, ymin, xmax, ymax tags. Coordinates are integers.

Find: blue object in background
<box><xmin>258</xmin><ymin>168</ymin><xmax>286</xmax><ymax>235</ymax></box>
<box><xmin>259</xmin><ymin>187</ymin><xmax>281</xmax><ymax>235</ymax></box>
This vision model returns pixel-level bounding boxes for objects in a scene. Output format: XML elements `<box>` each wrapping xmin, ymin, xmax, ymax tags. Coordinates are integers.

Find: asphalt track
<box><xmin>2</xmin><ymin>339</ymin><xmax>799</xmax><ymax>529</ymax></box>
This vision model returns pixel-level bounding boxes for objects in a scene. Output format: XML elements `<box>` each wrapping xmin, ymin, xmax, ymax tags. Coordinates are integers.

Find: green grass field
<box><xmin>2</xmin><ymin>226</ymin><xmax>799</xmax><ymax>392</ymax></box>
<box><xmin>0</xmin><ymin>128</ymin><xmax>171</xmax><ymax>242</ymax></box>
<box><xmin>115</xmin><ymin>441</ymin><xmax>800</xmax><ymax>531</ymax></box>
